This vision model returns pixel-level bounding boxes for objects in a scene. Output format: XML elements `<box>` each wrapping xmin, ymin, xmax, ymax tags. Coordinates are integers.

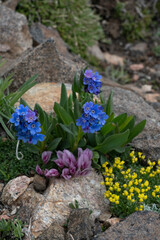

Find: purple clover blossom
<box><xmin>10</xmin><ymin>104</ymin><xmax>45</xmax><ymax>145</ymax></box>
<box><xmin>42</xmin><ymin>151</ymin><xmax>52</xmax><ymax>164</ymax></box>
<box><xmin>76</xmin><ymin>102</ymin><xmax>108</xmax><ymax>133</ymax></box>
<box><xmin>36</xmin><ymin>148</ymin><xmax>93</xmax><ymax>180</ymax></box>
<box><xmin>83</xmin><ymin>69</ymin><xmax>102</xmax><ymax>95</ymax></box>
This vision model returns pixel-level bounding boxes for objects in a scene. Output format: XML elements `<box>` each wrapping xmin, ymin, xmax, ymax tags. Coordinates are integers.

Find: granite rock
<box><xmin>93</xmin><ymin>211</ymin><xmax>160</xmax><ymax>240</ymax></box>
<box><xmin>15</xmin><ymin>169</ymin><xmax>109</xmax><ymax>239</ymax></box>
<box><xmin>0</xmin><ymin>5</ymin><xmax>32</xmax><ymax>57</ymax></box>
<box><xmin>102</xmin><ymin>86</ymin><xmax>160</xmax><ymax>160</ymax></box>
<box><xmin>1</xmin><ymin>176</ymin><xmax>33</xmax><ymax>205</ymax></box>
<box><xmin>1</xmin><ymin>39</ymin><xmax>85</xmax><ymax>92</ymax></box>
<box><xmin>29</xmin><ymin>22</ymin><xmax>71</xmax><ymax>58</ymax></box>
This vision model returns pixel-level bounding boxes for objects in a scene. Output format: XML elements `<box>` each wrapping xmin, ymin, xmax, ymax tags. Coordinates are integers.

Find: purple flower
<box><xmin>76</xmin><ymin>148</ymin><xmax>92</xmax><ymax>176</ymax></box>
<box><xmin>83</xmin><ymin>69</ymin><xmax>102</xmax><ymax>95</ymax></box>
<box><xmin>36</xmin><ymin>165</ymin><xmax>43</xmax><ymax>175</ymax></box>
<box><xmin>25</xmin><ymin>109</ymin><xmax>37</xmax><ymax>123</ymax></box>
<box><xmin>42</xmin><ymin>151</ymin><xmax>52</xmax><ymax>164</ymax></box>
<box><xmin>84</xmin><ymin>69</ymin><xmax>94</xmax><ymax>78</ymax></box>
<box><xmin>44</xmin><ymin>168</ymin><xmax>59</xmax><ymax>177</ymax></box>
<box><xmin>61</xmin><ymin>168</ymin><xmax>72</xmax><ymax>180</ymax></box>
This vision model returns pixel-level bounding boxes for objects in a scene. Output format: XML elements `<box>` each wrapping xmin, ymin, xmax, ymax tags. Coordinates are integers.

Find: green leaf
<box><xmin>59</xmin><ymin>123</ymin><xmax>75</xmax><ymax>136</ymax></box>
<box><xmin>119</xmin><ymin>115</ymin><xmax>133</xmax><ymax>132</ymax></box>
<box><xmin>34</xmin><ymin>103</ymin><xmax>45</xmax><ymax>125</ymax></box>
<box><xmin>112</xmin><ymin>113</ymin><xmax>127</xmax><ymax>125</ymax></box>
<box><xmin>48</xmin><ymin>137</ymin><xmax>62</xmax><ymax>151</ymax></box>
<box><xmin>54</xmin><ymin>102</ymin><xmax>73</xmax><ymax>125</ymax></box>
<box><xmin>0</xmin><ymin>116</ymin><xmax>15</xmax><ymax>140</ymax></box>
<box><xmin>10</xmin><ymin>75</ymin><xmax>37</xmax><ymax>106</ymax></box>
<box><xmin>127</xmin><ymin>120</ymin><xmax>146</xmax><ymax>143</ymax></box>
<box><xmin>105</xmin><ymin>91</ymin><xmax>113</xmax><ymax>115</ymax></box>
<box><xmin>60</xmin><ymin>83</ymin><xmax>68</xmax><ymax>108</ymax></box>
<box><xmin>94</xmin><ymin>130</ymin><xmax>130</xmax><ymax>154</ymax></box>
<box><xmin>101</xmin><ymin>122</ymin><xmax>116</xmax><ymax>136</ymax></box>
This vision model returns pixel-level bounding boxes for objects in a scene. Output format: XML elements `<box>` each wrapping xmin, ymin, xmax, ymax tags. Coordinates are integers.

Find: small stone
<box><xmin>132</xmin><ymin>74</ymin><xmax>139</xmax><ymax>81</ymax></box>
<box><xmin>1</xmin><ymin>176</ymin><xmax>33</xmax><ymax>205</ymax></box>
<box><xmin>106</xmin><ymin>217</ymin><xmax>121</xmax><ymax>226</ymax></box>
<box><xmin>130</xmin><ymin>42</ymin><xmax>147</xmax><ymax>53</ymax></box>
<box><xmin>104</xmin><ymin>52</ymin><xmax>124</xmax><ymax>66</ymax></box>
<box><xmin>0</xmin><ymin>215</ymin><xmax>10</xmax><ymax>220</ymax></box>
<box><xmin>141</xmin><ymin>85</ymin><xmax>152</xmax><ymax>93</ymax></box>
<box><xmin>129</xmin><ymin>63</ymin><xmax>144</xmax><ymax>71</ymax></box>
<box><xmin>97</xmin><ymin>212</ymin><xmax>112</xmax><ymax>223</ymax></box>
<box><xmin>144</xmin><ymin>93</ymin><xmax>160</xmax><ymax>103</ymax></box>
<box><xmin>33</xmin><ymin>175</ymin><xmax>47</xmax><ymax>192</ymax></box>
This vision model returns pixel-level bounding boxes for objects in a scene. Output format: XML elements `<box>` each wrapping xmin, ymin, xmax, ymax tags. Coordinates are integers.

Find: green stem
<box><xmin>72</xmin><ymin>127</ymin><xmax>83</xmax><ymax>152</ymax></box>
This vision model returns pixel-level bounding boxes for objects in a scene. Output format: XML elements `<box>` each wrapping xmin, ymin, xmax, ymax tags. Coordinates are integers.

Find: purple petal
<box><xmin>36</xmin><ymin>165</ymin><xmax>43</xmax><ymax>175</ymax></box>
<box><xmin>42</xmin><ymin>151</ymin><xmax>52</xmax><ymax>164</ymax></box>
<box><xmin>44</xmin><ymin>169</ymin><xmax>59</xmax><ymax>177</ymax></box>
<box><xmin>61</xmin><ymin>168</ymin><xmax>72</xmax><ymax>180</ymax></box>
<box><xmin>54</xmin><ymin>158</ymin><xmax>65</xmax><ymax>168</ymax></box>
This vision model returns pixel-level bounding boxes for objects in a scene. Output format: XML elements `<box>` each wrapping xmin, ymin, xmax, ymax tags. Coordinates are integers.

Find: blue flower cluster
<box><xmin>10</xmin><ymin>104</ymin><xmax>45</xmax><ymax>144</ymax></box>
<box><xmin>76</xmin><ymin>102</ymin><xmax>108</xmax><ymax>133</ymax></box>
<box><xmin>83</xmin><ymin>69</ymin><xmax>102</xmax><ymax>95</ymax></box>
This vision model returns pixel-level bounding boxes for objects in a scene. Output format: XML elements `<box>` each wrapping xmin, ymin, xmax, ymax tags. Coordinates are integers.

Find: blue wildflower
<box><xmin>76</xmin><ymin>102</ymin><xmax>108</xmax><ymax>133</ymax></box>
<box><xmin>83</xmin><ymin>69</ymin><xmax>102</xmax><ymax>95</ymax></box>
<box><xmin>28</xmin><ymin>121</ymin><xmax>41</xmax><ymax>135</ymax></box>
<box><xmin>83</xmin><ymin>101</ymin><xmax>93</xmax><ymax>114</ymax></box>
<box><xmin>29</xmin><ymin>133</ymin><xmax>45</xmax><ymax>145</ymax></box>
<box><xmin>15</xmin><ymin>104</ymin><xmax>29</xmax><ymax>116</ymax></box>
<box><xmin>10</xmin><ymin>112</ymin><xmax>20</xmax><ymax>126</ymax></box>
<box><xmin>10</xmin><ymin>104</ymin><xmax>45</xmax><ymax>144</ymax></box>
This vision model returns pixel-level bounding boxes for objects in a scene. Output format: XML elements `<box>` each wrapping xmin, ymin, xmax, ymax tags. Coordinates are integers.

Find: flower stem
<box><xmin>16</xmin><ymin>140</ymin><xmax>24</xmax><ymax>160</ymax></box>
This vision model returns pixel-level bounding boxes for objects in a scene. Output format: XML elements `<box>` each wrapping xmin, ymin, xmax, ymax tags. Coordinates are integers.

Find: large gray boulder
<box><xmin>0</xmin><ymin>5</ymin><xmax>32</xmax><ymax>57</ymax></box>
<box><xmin>102</xmin><ymin>86</ymin><xmax>160</xmax><ymax>160</ymax></box>
<box><xmin>93</xmin><ymin>211</ymin><xmax>160</xmax><ymax>240</ymax></box>
<box><xmin>1</xmin><ymin>39</ymin><xmax>86</xmax><ymax>91</ymax></box>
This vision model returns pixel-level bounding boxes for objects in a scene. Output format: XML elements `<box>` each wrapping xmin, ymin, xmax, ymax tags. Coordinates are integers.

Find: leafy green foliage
<box><xmin>16</xmin><ymin>0</ymin><xmax>104</xmax><ymax>57</ymax></box>
<box><xmin>114</xmin><ymin>1</ymin><xmax>154</xmax><ymax>42</ymax></box>
<box><xmin>0</xmin><ymin>218</ymin><xmax>24</xmax><ymax>240</ymax></box>
<box><xmin>0</xmin><ymin>59</ymin><xmax>37</xmax><ymax>139</ymax></box>
<box><xmin>0</xmin><ymin>139</ymin><xmax>39</xmax><ymax>182</ymax></box>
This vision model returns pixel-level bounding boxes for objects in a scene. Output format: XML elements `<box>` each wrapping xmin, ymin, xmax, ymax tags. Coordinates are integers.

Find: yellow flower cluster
<box><xmin>130</xmin><ymin>151</ymin><xmax>138</xmax><ymax>163</ymax></box>
<box><xmin>152</xmin><ymin>185</ymin><xmax>160</xmax><ymax>198</ymax></box>
<box><xmin>101</xmin><ymin>151</ymin><xmax>160</xmax><ymax>214</ymax></box>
